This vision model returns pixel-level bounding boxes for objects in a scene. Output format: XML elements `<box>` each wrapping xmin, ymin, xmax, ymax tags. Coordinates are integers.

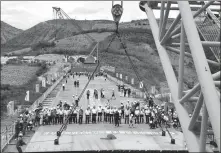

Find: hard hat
<box><xmin>18</xmin><ymin>132</ymin><xmax>23</xmax><ymax>137</ymax></box>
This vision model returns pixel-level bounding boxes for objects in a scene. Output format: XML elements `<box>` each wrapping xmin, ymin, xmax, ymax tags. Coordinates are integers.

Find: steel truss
<box><xmin>139</xmin><ymin>1</ymin><xmax>220</xmax><ymax>152</ymax></box>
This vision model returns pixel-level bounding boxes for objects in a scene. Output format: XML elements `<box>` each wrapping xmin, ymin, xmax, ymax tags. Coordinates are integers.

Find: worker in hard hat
<box><xmin>16</xmin><ymin>131</ymin><xmax>26</xmax><ymax>153</ymax></box>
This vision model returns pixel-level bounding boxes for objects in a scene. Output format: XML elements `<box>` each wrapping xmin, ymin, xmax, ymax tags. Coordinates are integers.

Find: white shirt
<box><xmin>59</xmin><ymin>110</ymin><xmax>63</xmax><ymax>115</ymax></box>
<box><xmin>85</xmin><ymin>110</ymin><xmax>90</xmax><ymax>115</ymax></box>
<box><xmin>64</xmin><ymin>110</ymin><xmax>69</xmax><ymax>115</ymax></box>
<box><xmin>164</xmin><ymin>116</ymin><xmax>169</xmax><ymax>121</ymax></box>
<box><xmin>144</xmin><ymin>105</ymin><xmax>148</xmax><ymax>110</ymax></box>
<box><xmin>47</xmin><ymin>111</ymin><xmax>51</xmax><ymax>116</ymax></box>
<box><xmin>67</xmin><ymin>110</ymin><xmax>70</xmax><ymax>115</ymax></box>
<box><xmin>151</xmin><ymin>112</ymin><xmax>155</xmax><ymax>117</ymax></box>
<box><xmin>98</xmin><ymin>108</ymin><xmax>102</xmax><ymax>113</ymax></box>
<box><xmin>92</xmin><ymin>109</ymin><xmax>97</xmax><ymax>114</ymax></box>
<box><xmin>125</xmin><ymin>109</ymin><xmax>130</xmax><ymax>115</ymax></box>
<box><xmin>135</xmin><ymin>110</ymin><xmax>140</xmax><ymax>115</ymax></box>
<box><xmin>110</xmin><ymin>109</ymin><xmax>114</xmax><ymax>114</ymax></box>
<box><xmin>145</xmin><ymin>109</ymin><xmax>150</xmax><ymax>115</ymax></box>
<box><xmin>106</xmin><ymin>109</ymin><xmax>110</xmax><ymax>113</ymax></box>
<box><xmin>118</xmin><ymin>110</ymin><xmax>122</xmax><ymax>116</ymax></box>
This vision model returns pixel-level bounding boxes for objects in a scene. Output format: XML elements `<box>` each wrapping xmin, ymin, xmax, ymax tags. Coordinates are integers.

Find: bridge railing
<box><xmin>1</xmin><ymin>73</ymin><xmax>65</xmax><ymax>152</ymax></box>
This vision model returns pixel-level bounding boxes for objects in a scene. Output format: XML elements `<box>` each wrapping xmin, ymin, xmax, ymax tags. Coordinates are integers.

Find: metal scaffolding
<box><xmin>139</xmin><ymin>1</ymin><xmax>220</xmax><ymax>152</ymax></box>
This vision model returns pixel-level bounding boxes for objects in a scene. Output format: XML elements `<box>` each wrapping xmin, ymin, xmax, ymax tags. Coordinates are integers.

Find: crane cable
<box><xmin>116</xmin><ymin>32</ymin><xmax>149</xmax><ymax>98</ymax></box>
<box><xmin>56</xmin><ymin>43</ymin><xmax>100</xmax><ymax>139</ymax></box>
<box><xmin>56</xmin><ymin>60</ymin><xmax>100</xmax><ymax>140</ymax></box>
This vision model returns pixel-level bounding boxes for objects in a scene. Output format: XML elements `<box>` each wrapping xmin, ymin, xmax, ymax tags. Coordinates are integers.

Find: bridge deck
<box><xmin>5</xmin><ymin>75</ymin><xmax>185</xmax><ymax>152</ymax></box>
<box><xmin>25</xmin><ymin>124</ymin><xmax>185</xmax><ymax>151</ymax></box>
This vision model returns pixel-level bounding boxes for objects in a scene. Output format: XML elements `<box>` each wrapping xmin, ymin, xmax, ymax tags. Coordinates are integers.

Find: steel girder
<box><xmin>140</xmin><ymin>1</ymin><xmax>220</xmax><ymax>152</ymax></box>
<box><xmin>178</xmin><ymin>2</ymin><xmax>220</xmax><ymax>151</ymax></box>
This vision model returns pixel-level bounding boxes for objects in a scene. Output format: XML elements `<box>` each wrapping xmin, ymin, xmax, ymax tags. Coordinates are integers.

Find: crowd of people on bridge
<box><xmin>12</xmin><ymin>72</ymin><xmax>181</xmax><ymax>153</ymax></box>
<box><xmin>14</xmin><ymin>96</ymin><xmax>180</xmax><ymax>142</ymax></box>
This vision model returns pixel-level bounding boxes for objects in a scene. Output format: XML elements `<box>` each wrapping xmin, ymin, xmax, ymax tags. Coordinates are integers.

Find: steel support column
<box><xmin>141</xmin><ymin>3</ymin><xmax>200</xmax><ymax>152</ymax></box>
<box><xmin>160</xmin><ymin>1</ymin><xmax>171</xmax><ymax>40</ymax></box>
<box><xmin>159</xmin><ymin>1</ymin><xmax>165</xmax><ymax>39</ymax></box>
<box><xmin>178</xmin><ymin>23</ymin><xmax>185</xmax><ymax>99</ymax></box>
<box><xmin>161</xmin><ymin>13</ymin><xmax>181</xmax><ymax>44</ymax></box>
<box><xmin>178</xmin><ymin>1</ymin><xmax>220</xmax><ymax>151</ymax></box>
<box><xmin>199</xmin><ymin>103</ymin><xmax>208</xmax><ymax>152</ymax></box>
<box><xmin>188</xmin><ymin>93</ymin><xmax>204</xmax><ymax>130</ymax></box>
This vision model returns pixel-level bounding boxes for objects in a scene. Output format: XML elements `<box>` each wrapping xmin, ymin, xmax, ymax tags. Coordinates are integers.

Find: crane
<box><xmin>52</xmin><ymin>7</ymin><xmax>96</xmax><ymax>43</ymax></box>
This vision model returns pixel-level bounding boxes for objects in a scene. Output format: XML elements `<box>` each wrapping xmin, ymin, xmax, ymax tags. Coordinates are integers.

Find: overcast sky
<box><xmin>2</xmin><ymin>1</ymin><xmax>217</xmax><ymax>30</ymax></box>
<box><xmin>1</xmin><ymin>1</ymin><xmax>180</xmax><ymax>30</ymax></box>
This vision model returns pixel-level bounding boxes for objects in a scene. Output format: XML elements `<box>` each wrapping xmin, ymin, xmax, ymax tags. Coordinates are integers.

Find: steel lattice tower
<box><xmin>139</xmin><ymin>1</ymin><xmax>220</xmax><ymax>152</ymax></box>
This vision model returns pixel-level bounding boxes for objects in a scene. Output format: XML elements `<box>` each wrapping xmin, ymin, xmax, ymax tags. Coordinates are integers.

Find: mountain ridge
<box><xmin>1</xmin><ymin>21</ymin><xmax>23</xmax><ymax>45</ymax></box>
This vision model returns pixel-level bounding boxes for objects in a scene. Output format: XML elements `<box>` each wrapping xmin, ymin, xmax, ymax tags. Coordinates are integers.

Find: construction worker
<box><xmin>86</xmin><ymin>90</ymin><xmax>90</xmax><ymax>100</ymax></box>
<box><xmin>120</xmin><ymin>103</ymin><xmax>125</xmax><ymax>119</ymax></box>
<box><xmin>16</xmin><ymin>132</ymin><xmax>26</xmax><ymax>153</ymax></box>
<box><xmin>114</xmin><ymin>108</ymin><xmax>120</xmax><ymax>127</ymax></box>
<box><xmin>111</xmin><ymin>89</ymin><xmax>116</xmax><ymax>99</ymax></box>
<box><xmin>92</xmin><ymin>106</ymin><xmax>97</xmax><ymax>124</ymax></box>
<box><xmin>109</xmin><ymin>107</ymin><xmax>114</xmax><ymax>124</ymax></box>
<box><xmin>73</xmin><ymin>108</ymin><xmax>78</xmax><ymax>124</ymax></box>
<box><xmin>97</xmin><ymin>106</ymin><xmax>102</xmax><ymax>122</ymax></box>
<box><xmin>78</xmin><ymin>107</ymin><xmax>83</xmax><ymax>124</ymax></box>
<box><xmin>118</xmin><ymin>107</ymin><xmax>122</xmax><ymax>124</ymax></box>
<box><xmin>62</xmin><ymin>83</ymin><xmax>65</xmax><ymax>91</ymax></box>
<box><xmin>75</xmin><ymin>95</ymin><xmax>79</xmax><ymax>107</ymax></box>
<box><xmin>105</xmin><ymin>106</ymin><xmax>110</xmax><ymax>122</ymax></box>
<box><xmin>129</xmin><ymin>114</ymin><xmax>134</xmax><ymax>128</ymax></box>
<box><xmin>74</xmin><ymin>81</ymin><xmax>76</xmax><ymax>87</ymax></box>
<box><xmin>135</xmin><ymin>107</ymin><xmax>140</xmax><ymax>124</ymax></box>
<box><xmin>145</xmin><ymin>107</ymin><xmax>151</xmax><ymax>124</ymax></box>
<box><xmin>124</xmin><ymin>107</ymin><xmax>130</xmax><ymax>124</ymax></box>
<box><xmin>140</xmin><ymin>108</ymin><xmax>145</xmax><ymax>123</ymax></box>
<box><xmin>85</xmin><ymin>107</ymin><xmax>90</xmax><ymax>124</ymax></box>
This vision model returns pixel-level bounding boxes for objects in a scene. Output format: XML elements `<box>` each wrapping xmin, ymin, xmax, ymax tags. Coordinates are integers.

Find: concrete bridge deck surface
<box><xmin>14</xmin><ymin>75</ymin><xmax>185</xmax><ymax>152</ymax></box>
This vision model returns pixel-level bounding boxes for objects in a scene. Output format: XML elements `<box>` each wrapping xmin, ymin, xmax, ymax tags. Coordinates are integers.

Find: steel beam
<box><xmin>166</xmin><ymin>46</ymin><xmax>220</xmax><ymax>68</ymax></box>
<box><xmin>160</xmin><ymin>1</ymin><xmax>171</xmax><ymax>40</ymax></box>
<box><xmin>180</xmin><ymin>71</ymin><xmax>220</xmax><ymax>104</ymax></box>
<box><xmin>214</xmin><ymin>81</ymin><xmax>220</xmax><ymax>87</ymax></box>
<box><xmin>150</xmin><ymin>6</ymin><xmax>219</xmax><ymax>12</ymax></box>
<box><xmin>160</xmin><ymin>13</ymin><xmax>181</xmax><ymax>44</ymax></box>
<box><xmin>170</xmin><ymin>1</ymin><xmax>215</xmax><ymax>37</ymax></box>
<box><xmin>188</xmin><ymin>93</ymin><xmax>204</xmax><ymax>130</ymax></box>
<box><xmin>140</xmin><ymin>3</ymin><xmax>200</xmax><ymax>152</ymax></box>
<box><xmin>178</xmin><ymin>23</ymin><xmax>185</xmax><ymax>99</ymax></box>
<box><xmin>178</xmin><ymin>1</ymin><xmax>220</xmax><ymax>151</ymax></box>
<box><xmin>199</xmin><ymin>103</ymin><xmax>208</xmax><ymax>152</ymax></box>
<box><xmin>171</xmin><ymin>41</ymin><xmax>221</xmax><ymax>48</ymax></box>
<box><xmin>159</xmin><ymin>1</ymin><xmax>165</xmax><ymax>39</ymax></box>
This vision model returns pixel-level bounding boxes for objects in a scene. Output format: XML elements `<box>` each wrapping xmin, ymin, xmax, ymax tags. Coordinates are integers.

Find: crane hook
<box><xmin>111</xmin><ymin>1</ymin><xmax>123</xmax><ymax>32</ymax></box>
